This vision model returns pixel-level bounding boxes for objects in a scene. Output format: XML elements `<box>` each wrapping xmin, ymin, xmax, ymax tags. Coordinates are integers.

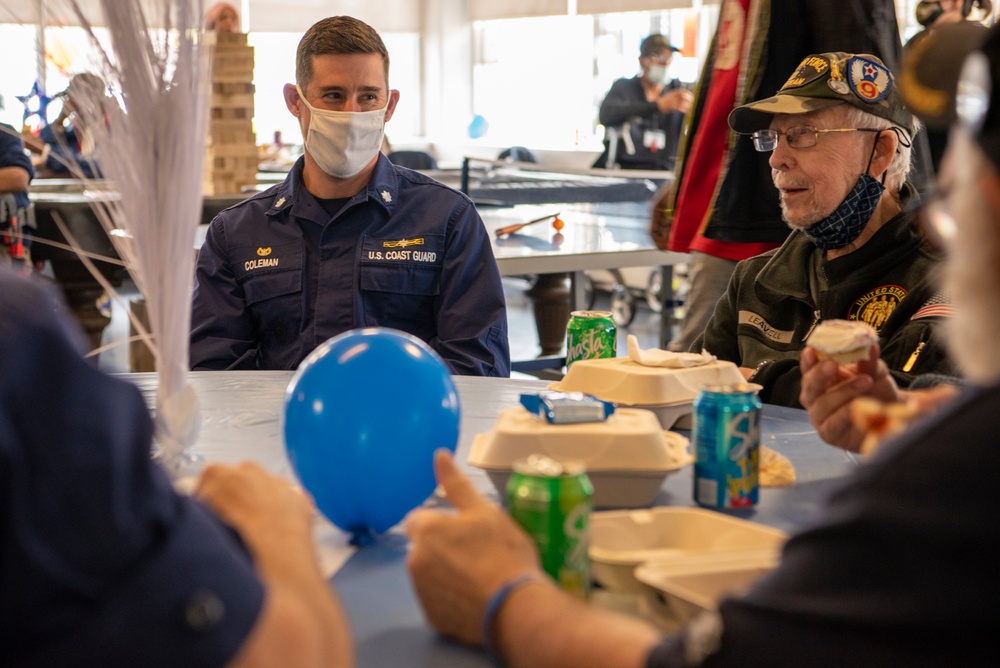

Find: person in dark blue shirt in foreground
<box><xmin>0</xmin><ymin>268</ymin><xmax>353</xmax><ymax>667</ymax></box>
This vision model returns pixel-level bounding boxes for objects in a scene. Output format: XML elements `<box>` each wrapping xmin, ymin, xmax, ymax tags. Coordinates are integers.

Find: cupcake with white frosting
<box><xmin>806</xmin><ymin>319</ymin><xmax>877</xmax><ymax>364</ymax></box>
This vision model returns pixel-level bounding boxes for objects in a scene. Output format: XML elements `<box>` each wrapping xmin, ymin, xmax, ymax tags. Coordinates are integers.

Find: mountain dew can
<box><xmin>566</xmin><ymin>310</ymin><xmax>616</xmax><ymax>367</ymax></box>
<box><xmin>693</xmin><ymin>384</ymin><xmax>761</xmax><ymax>509</ymax></box>
<box><xmin>507</xmin><ymin>455</ymin><xmax>593</xmax><ymax>599</ymax></box>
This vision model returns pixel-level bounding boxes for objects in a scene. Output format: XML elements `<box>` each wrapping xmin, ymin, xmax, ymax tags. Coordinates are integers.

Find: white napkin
<box><xmin>627</xmin><ymin>334</ymin><xmax>716</xmax><ymax>368</ymax></box>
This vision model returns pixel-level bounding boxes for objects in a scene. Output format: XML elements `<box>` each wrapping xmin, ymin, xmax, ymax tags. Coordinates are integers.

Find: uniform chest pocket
<box><xmin>241</xmin><ymin>268</ymin><xmax>303</xmax><ymax>305</ymax></box>
<box><xmin>359</xmin><ymin>263</ymin><xmax>441</xmax><ymax>339</ymax></box>
<box><xmin>235</xmin><ymin>243</ymin><xmax>304</xmax><ymax>348</ymax></box>
<box><xmin>360</xmin><ymin>234</ymin><xmax>444</xmax><ymax>295</ymax></box>
<box><xmin>360</xmin><ymin>264</ymin><xmax>440</xmax><ymax>296</ymax></box>
<box><xmin>234</xmin><ymin>241</ymin><xmax>304</xmax><ymax>304</ymax></box>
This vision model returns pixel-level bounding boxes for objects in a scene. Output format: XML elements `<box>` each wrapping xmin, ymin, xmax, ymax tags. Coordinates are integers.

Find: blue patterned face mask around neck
<box><xmin>802</xmin><ymin>174</ymin><xmax>885</xmax><ymax>250</ymax></box>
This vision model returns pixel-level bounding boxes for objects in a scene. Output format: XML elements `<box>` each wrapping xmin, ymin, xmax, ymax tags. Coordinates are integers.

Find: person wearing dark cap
<box><xmin>801</xmin><ymin>20</ymin><xmax>990</xmax><ymax>451</ymax></box>
<box><xmin>690</xmin><ymin>52</ymin><xmax>956</xmax><ymax>408</ymax></box>
<box><xmin>594</xmin><ymin>34</ymin><xmax>693</xmax><ymax>170</ymax></box>
<box><xmin>652</xmin><ymin>0</ymin><xmax>917</xmax><ymax>355</ymax></box>
<box><xmin>403</xmin><ymin>40</ymin><xmax>999</xmax><ymax>665</ymax></box>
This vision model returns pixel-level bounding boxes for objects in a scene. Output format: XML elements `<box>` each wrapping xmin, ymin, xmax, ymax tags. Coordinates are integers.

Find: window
<box><xmin>471</xmin><ymin>8</ymin><xmax>706</xmax><ymax>152</ymax></box>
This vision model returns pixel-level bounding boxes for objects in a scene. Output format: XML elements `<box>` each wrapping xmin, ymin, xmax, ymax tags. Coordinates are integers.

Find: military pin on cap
<box><xmin>828</xmin><ymin>57</ymin><xmax>850</xmax><ymax>94</ymax></box>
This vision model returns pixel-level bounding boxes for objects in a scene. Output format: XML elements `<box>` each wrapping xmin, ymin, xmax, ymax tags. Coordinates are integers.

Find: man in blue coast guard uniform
<box><xmin>191</xmin><ymin>16</ymin><xmax>509</xmax><ymax>376</ymax></box>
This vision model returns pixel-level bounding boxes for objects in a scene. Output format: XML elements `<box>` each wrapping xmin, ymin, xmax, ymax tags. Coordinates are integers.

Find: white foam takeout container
<box><xmin>634</xmin><ymin>551</ymin><xmax>778</xmax><ymax>625</ymax></box>
<box><xmin>467</xmin><ymin>407</ymin><xmax>691</xmax><ymax>509</ymax></box>
<box><xmin>549</xmin><ymin>357</ymin><xmax>746</xmax><ymax>429</ymax></box>
<box><xmin>589</xmin><ymin>507</ymin><xmax>787</xmax><ymax>594</ymax></box>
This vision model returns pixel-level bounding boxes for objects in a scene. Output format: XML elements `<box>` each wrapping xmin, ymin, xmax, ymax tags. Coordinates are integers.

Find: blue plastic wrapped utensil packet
<box><xmin>519</xmin><ymin>391</ymin><xmax>615</xmax><ymax>424</ymax></box>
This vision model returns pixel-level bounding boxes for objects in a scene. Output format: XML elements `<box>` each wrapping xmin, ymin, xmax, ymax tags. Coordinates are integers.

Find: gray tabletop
<box><xmin>482</xmin><ymin>203</ymin><xmax>688</xmax><ymax>276</ymax></box>
<box><xmin>121</xmin><ymin>371</ymin><xmax>858</xmax><ymax>667</ymax></box>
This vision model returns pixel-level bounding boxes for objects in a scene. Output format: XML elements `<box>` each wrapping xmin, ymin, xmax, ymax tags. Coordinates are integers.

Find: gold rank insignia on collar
<box><xmin>274</xmin><ymin>196</ymin><xmax>287</xmax><ymax>208</ymax></box>
<box><xmin>383</xmin><ymin>238</ymin><xmax>425</xmax><ymax>248</ymax></box>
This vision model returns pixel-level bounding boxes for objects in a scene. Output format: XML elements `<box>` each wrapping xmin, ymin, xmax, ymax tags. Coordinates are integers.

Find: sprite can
<box><xmin>693</xmin><ymin>384</ymin><xmax>761</xmax><ymax>509</ymax></box>
<box><xmin>507</xmin><ymin>454</ymin><xmax>593</xmax><ymax>598</ymax></box>
<box><xmin>566</xmin><ymin>310</ymin><xmax>616</xmax><ymax>367</ymax></box>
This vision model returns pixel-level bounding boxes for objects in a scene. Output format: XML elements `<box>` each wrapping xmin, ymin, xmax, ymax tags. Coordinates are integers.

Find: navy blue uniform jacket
<box><xmin>191</xmin><ymin>154</ymin><xmax>510</xmax><ymax>376</ymax></box>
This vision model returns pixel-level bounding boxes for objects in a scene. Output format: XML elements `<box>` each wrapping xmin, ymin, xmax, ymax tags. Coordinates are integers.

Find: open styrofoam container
<box><xmin>589</xmin><ymin>507</ymin><xmax>787</xmax><ymax>593</ymax></box>
<box><xmin>634</xmin><ymin>551</ymin><xmax>778</xmax><ymax>624</ymax></box>
<box><xmin>467</xmin><ymin>407</ymin><xmax>691</xmax><ymax>508</ymax></box>
<box><xmin>549</xmin><ymin>357</ymin><xmax>745</xmax><ymax>429</ymax></box>
<box><xmin>619</xmin><ymin>401</ymin><xmax>695</xmax><ymax>431</ymax></box>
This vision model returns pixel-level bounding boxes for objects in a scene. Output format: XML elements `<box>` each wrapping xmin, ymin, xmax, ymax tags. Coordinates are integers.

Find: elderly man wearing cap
<box><xmin>801</xmin><ymin>22</ymin><xmax>988</xmax><ymax>451</ymax></box>
<box><xmin>691</xmin><ymin>52</ymin><xmax>956</xmax><ymax>408</ymax></box>
<box><xmin>403</xmin><ymin>41</ymin><xmax>998</xmax><ymax>667</ymax></box>
<box><xmin>594</xmin><ymin>34</ymin><xmax>693</xmax><ymax>170</ymax></box>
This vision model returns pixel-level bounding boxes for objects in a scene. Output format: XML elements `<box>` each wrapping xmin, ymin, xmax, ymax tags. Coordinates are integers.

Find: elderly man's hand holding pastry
<box><xmin>801</xmin><ymin>340</ymin><xmax>959</xmax><ymax>453</ymax></box>
<box><xmin>800</xmin><ymin>342</ymin><xmax>900</xmax><ymax>451</ymax></box>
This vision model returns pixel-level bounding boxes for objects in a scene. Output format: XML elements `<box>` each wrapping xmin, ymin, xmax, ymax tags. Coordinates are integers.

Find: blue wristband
<box><xmin>481</xmin><ymin>573</ymin><xmax>545</xmax><ymax>665</ymax></box>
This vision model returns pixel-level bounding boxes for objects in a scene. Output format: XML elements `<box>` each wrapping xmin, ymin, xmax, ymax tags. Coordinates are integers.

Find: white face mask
<box><xmin>296</xmin><ymin>85</ymin><xmax>387</xmax><ymax>178</ymax></box>
<box><xmin>646</xmin><ymin>64</ymin><xmax>670</xmax><ymax>86</ymax></box>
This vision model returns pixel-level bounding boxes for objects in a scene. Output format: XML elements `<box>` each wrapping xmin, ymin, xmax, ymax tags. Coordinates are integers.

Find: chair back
<box><xmin>387</xmin><ymin>150</ymin><xmax>438</xmax><ymax>170</ymax></box>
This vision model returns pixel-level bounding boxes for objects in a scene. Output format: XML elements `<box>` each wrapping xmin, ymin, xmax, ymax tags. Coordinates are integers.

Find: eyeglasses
<box><xmin>750</xmin><ymin>126</ymin><xmax>883</xmax><ymax>152</ymax></box>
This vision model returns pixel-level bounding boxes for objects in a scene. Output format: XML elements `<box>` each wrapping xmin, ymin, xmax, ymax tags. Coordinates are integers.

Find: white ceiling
<box><xmin>0</xmin><ymin>1</ymin><xmax>719</xmax><ymax>33</ymax></box>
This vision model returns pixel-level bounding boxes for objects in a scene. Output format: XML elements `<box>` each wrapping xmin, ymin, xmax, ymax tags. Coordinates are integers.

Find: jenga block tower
<box><xmin>204</xmin><ymin>31</ymin><xmax>257</xmax><ymax>195</ymax></box>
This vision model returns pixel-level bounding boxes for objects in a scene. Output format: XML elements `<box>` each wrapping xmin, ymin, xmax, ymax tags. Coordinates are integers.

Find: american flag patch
<box><xmin>911</xmin><ymin>291</ymin><xmax>952</xmax><ymax>319</ymax></box>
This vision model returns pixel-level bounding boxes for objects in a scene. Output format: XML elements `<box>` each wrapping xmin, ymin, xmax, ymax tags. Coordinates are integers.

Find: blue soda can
<box><xmin>693</xmin><ymin>384</ymin><xmax>761</xmax><ymax>509</ymax></box>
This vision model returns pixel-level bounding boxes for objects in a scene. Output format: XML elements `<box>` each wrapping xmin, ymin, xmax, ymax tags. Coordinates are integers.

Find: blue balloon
<box><xmin>468</xmin><ymin>114</ymin><xmax>489</xmax><ymax>139</ymax></box>
<box><xmin>284</xmin><ymin>328</ymin><xmax>460</xmax><ymax>541</ymax></box>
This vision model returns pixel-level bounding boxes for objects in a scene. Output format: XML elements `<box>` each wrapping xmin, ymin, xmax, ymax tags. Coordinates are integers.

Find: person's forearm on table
<box><xmin>244</xmin><ymin>524</ymin><xmax>352</xmax><ymax>667</ymax></box>
<box><xmin>492</xmin><ymin>581</ymin><xmax>660</xmax><ymax>668</ymax></box>
<box><xmin>199</xmin><ymin>463</ymin><xmax>354</xmax><ymax>668</ymax></box>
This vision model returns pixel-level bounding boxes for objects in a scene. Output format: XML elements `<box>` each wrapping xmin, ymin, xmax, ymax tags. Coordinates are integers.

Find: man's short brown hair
<box><xmin>295</xmin><ymin>16</ymin><xmax>390</xmax><ymax>89</ymax></box>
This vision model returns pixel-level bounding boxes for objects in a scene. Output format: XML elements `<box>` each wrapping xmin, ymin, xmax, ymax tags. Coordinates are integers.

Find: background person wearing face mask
<box><xmin>692</xmin><ymin>52</ymin><xmax>956</xmax><ymax>407</ymax></box>
<box><xmin>190</xmin><ymin>16</ymin><xmax>510</xmax><ymax>376</ymax></box>
<box><xmin>594</xmin><ymin>34</ymin><xmax>693</xmax><ymax>170</ymax></box>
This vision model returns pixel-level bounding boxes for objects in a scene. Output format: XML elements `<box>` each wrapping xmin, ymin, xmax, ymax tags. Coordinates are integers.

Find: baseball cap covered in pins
<box><xmin>729</xmin><ymin>52</ymin><xmax>914</xmax><ymax>140</ymax></box>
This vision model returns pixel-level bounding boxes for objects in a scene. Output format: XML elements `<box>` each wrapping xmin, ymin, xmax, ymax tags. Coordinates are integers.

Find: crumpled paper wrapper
<box><xmin>627</xmin><ymin>334</ymin><xmax>716</xmax><ymax>368</ymax></box>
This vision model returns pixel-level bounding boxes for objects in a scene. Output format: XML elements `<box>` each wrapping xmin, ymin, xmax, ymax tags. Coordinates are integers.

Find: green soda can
<box><xmin>506</xmin><ymin>455</ymin><xmax>593</xmax><ymax>598</ymax></box>
<box><xmin>566</xmin><ymin>310</ymin><xmax>616</xmax><ymax>367</ymax></box>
